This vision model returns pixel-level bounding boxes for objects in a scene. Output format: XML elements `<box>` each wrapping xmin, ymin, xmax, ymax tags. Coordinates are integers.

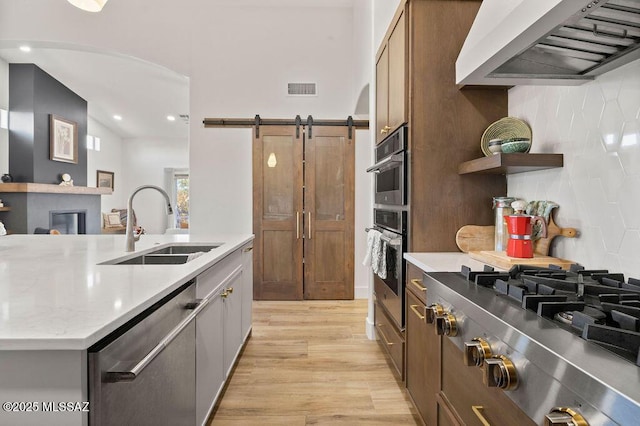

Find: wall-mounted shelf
<box><xmin>458</xmin><ymin>153</ymin><xmax>563</xmax><ymax>175</ymax></box>
<box><xmin>0</xmin><ymin>207</ymin><xmax>10</xmax><ymax>212</ymax></box>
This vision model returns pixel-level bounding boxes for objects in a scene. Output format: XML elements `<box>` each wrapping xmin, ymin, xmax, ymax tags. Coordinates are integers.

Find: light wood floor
<box><xmin>209</xmin><ymin>300</ymin><xmax>420</xmax><ymax>425</ymax></box>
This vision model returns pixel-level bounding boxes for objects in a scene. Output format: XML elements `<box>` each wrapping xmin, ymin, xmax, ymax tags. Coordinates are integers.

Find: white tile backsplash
<box><xmin>508</xmin><ymin>59</ymin><xmax>640</xmax><ymax>279</ymax></box>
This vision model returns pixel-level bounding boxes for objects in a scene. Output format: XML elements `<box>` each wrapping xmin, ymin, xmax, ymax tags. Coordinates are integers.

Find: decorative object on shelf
<box><xmin>1</xmin><ymin>173</ymin><xmax>13</xmax><ymax>183</ymax></box>
<box><xmin>97</xmin><ymin>170</ymin><xmax>114</xmax><ymax>190</ymax></box>
<box><xmin>102</xmin><ymin>212</ymin><xmax>123</xmax><ymax>228</ymax></box>
<box><xmin>59</xmin><ymin>173</ymin><xmax>74</xmax><ymax>186</ymax></box>
<box><xmin>501</xmin><ymin>137</ymin><xmax>531</xmax><ymax>154</ymax></box>
<box><xmin>50</xmin><ymin>114</ymin><xmax>78</xmax><ymax>164</ymax></box>
<box><xmin>481</xmin><ymin>117</ymin><xmax>532</xmax><ymax>156</ymax></box>
<box><xmin>0</xmin><ymin>199</ymin><xmax>3</xmax><ymax>208</ymax></box>
<box><xmin>0</xmin><ymin>221</ymin><xmax>6</xmax><ymax>236</ymax></box>
<box><xmin>487</xmin><ymin>138</ymin><xmax>503</xmax><ymax>155</ymax></box>
<box><xmin>67</xmin><ymin>0</ymin><xmax>108</xmax><ymax>12</ymax></box>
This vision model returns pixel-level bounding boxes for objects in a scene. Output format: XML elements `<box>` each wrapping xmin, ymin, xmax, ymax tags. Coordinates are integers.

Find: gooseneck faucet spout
<box><xmin>125</xmin><ymin>185</ymin><xmax>173</xmax><ymax>252</ymax></box>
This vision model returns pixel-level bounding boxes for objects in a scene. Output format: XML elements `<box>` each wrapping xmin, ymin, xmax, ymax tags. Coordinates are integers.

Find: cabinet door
<box><xmin>375</xmin><ymin>45</ymin><xmax>389</xmax><ymax>144</ymax></box>
<box><xmin>387</xmin><ymin>9</ymin><xmax>406</xmax><ymax>132</ymax></box>
<box><xmin>196</xmin><ymin>293</ymin><xmax>224</xmax><ymax>426</ymax></box>
<box><xmin>241</xmin><ymin>243</ymin><xmax>253</xmax><ymax>341</ymax></box>
<box><xmin>406</xmin><ymin>289</ymin><xmax>440</xmax><ymax>426</ymax></box>
<box><xmin>441</xmin><ymin>337</ymin><xmax>536</xmax><ymax>426</ymax></box>
<box><xmin>303</xmin><ymin>126</ymin><xmax>354</xmax><ymax>300</ymax></box>
<box><xmin>223</xmin><ymin>272</ymin><xmax>244</xmax><ymax>377</ymax></box>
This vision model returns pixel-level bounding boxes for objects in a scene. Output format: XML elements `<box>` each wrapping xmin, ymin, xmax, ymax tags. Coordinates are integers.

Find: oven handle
<box><xmin>104</xmin><ymin>266</ymin><xmax>242</xmax><ymax>383</ymax></box>
<box><xmin>364</xmin><ymin>227</ymin><xmax>402</xmax><ymax>246</ymax></box>
<box><xmin>365</xmin><ymin>153</ymin><xmax>404</xmax><ymax>173</ymax></box>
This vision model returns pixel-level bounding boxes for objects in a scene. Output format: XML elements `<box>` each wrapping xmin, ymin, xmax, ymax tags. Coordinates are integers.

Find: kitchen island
<box><xmin>0</xmin><ymin>233</ymin><xmax>254</xmax><ymax>426</ymax></box>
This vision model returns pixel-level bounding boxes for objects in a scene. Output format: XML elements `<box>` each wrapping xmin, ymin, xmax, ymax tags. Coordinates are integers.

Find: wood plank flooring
<box><xmin>209</xmin><ymin>300</ymin><xmax>419</xmax><ymax>425</ymax></box>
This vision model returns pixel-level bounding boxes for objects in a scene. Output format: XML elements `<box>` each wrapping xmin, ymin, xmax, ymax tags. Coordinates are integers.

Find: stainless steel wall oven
<box><xmin>367</xmin><ymin>126</ymin><xmax>407</xmax><ymax>206</ymax></box>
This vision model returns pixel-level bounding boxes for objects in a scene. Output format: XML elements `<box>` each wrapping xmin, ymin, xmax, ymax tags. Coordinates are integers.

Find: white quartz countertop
<box><xmin>404</xmin><ymin>252</ymin><xmax>494</xmax><ymax>272</ymax></box>
<box><xmin>0</xmin><ymin>233</ymin><xmax>253</xmax><ymax>350</ymax></box>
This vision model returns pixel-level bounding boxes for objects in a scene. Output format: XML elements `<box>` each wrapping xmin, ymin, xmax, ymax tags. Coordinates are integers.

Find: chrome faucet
<box><xmin>125</xmin><ymin>185</ymin><xmax>173</xmax><ymax>252</ymax></box>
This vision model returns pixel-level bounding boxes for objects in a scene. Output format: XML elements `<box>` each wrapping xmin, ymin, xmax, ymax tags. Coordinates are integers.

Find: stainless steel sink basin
<box><xmin>111</xmin><ymin>254</ymin><xmax>191</xmax><ymax>265</ymax></box>
<box><xmin>101</xmin><ymin>243</ymin><xmax>221</xmax><ymax>265</ymax></box>
<box><xmin>148</xmin><ymin>244</ymin><xmax>220</xmax><ymax>255</ymax></box>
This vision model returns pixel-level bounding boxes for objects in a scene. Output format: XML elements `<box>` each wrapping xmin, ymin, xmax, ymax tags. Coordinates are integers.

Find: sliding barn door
<box><xmin>304</xmin><ymin>126</ymin><xmax>354</xmax><ymax>299</ymax></box>
<box><xmin>253</xmin><ymin>126</ymin><xmax>303</xmax><ymax>300</ymax></box>
<box><xmin>253</xmin><ymin>125</ymin><xmax>354</xmax><ymax>300</ymax></box>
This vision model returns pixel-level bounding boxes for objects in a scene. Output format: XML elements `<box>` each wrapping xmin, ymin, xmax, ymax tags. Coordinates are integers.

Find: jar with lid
<box><xmin>492</xmin><ymin>197</ymin><xmax>517</xmax><ymax>251</ymax></box>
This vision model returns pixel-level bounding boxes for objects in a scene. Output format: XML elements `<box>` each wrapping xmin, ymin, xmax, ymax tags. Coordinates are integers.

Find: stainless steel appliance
<box><xmin>425</xmin><ymin>264</ymin><xmax>640</xmax><ymax>424</ymax></box>
<box><xmin>368</xmin><ymin>208</ymin><xmax>407</xmax><ymax>329</ymax></box>
<box><xmin>366</xmin><ymin>125</ymin><xmax>407</xmax><ymax>206</ymax></box>
<box><xmin>88</xmin><ymin>281</ymin><xmax>199</xmax><ymax>426</ymax></box>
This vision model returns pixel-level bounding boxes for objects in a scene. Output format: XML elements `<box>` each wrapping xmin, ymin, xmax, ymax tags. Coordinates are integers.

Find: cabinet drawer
<box><xmin>405</xmin><ymin>289</ymin><xmax>440</xmax><ymax>426</ymax></box>
<box><xmin>441</xmin><ymin>337</ymin><xmax>535</xmax><ymax>426</ymax></box>
<box><xmin>406</xmin><ymin>262</ymin><xmax>427</xmax><ymax>302</ymax></box>
<box><xmin>197</xmin><ymin>250</ymin><xmax>241</xmax><ymax>297</ymax></box>
<box><xmin>374</xmin><ymin>299</ymin><xmax>404</xmax><ymax>379</ymax></box>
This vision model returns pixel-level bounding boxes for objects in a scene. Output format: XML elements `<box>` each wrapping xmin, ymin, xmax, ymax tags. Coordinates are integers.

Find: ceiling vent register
<box><xmin>287</xmin><ymin>83</ymin><xmax>317</xmax><ymax>96</ymax></box>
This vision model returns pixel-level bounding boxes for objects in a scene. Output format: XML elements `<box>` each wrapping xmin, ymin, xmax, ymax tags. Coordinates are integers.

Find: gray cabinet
<box><xmin>241</xmin><ymin>244</ymin><xmax>253</xmax><ymax>340</ymax></box>
<box><xmin>195</xmin><ymin>248</ymin><xmax>247</xmax><ymax>426</ymax></box>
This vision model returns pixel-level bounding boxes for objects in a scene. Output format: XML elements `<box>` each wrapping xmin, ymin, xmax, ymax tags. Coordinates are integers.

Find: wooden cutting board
<box><xmin>455</xmin><ymin>225</ymin><xmax>495</xmax><ymax>253</ymax></box>
<box><xmin>469</xmin><ymin>250</ymin><xmax>575</xmax><ymax>270</ymax></box>
<box><xmin>534</xmin><ymin>215</ymin><xmax>577</xmax><ymax>256</ymax></box>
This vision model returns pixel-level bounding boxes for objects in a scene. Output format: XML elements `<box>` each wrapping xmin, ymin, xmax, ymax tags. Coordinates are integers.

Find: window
<box><xmin>174</xmin><ymin>172</ymin><xmax>189</xmax><ymax>229</ymax></box>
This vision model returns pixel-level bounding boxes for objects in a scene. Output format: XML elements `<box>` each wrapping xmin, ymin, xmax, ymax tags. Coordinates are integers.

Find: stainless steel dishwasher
<box><xmin>88</xmin><ymin>281</ymin><xmax>201</xmax><ymax>426</ymax></box>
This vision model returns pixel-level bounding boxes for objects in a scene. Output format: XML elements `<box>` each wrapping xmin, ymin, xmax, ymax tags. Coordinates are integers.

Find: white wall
<box><xmin>0</xmin><ymin>56</ymin><xmax>8</xmax><ymax>175</ymax></box>
<box><xmin>121</xmin><ymin>137</ymin><xmax>189</xmax><ymax>234</ymax></box>
<box><xmin>86</xmin><ymin>117</ymin><xmax>125</xmax><ymax>215</ymax></box>
<box><xmin>508</xmin><ymin>58</ymin><xmax>640</xmax><ymax>278</ymax></box>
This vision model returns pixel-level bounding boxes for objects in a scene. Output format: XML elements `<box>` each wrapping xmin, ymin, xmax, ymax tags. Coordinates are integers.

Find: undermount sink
<box><xmin>101</xmin><ymin>243</ymin><xmax>222</xmax><ymax>265</ymax></box>
<box><xmin>113</xmin><ymin>254</ymin><xmax>192</xmax><ymax>265</ymax></box>
<box><xmin>148</xmin><ymin>244</ymin><xmax>220</xmax><ymax>255</ymax></box>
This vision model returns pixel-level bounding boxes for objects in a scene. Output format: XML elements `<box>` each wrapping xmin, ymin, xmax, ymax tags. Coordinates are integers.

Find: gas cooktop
<box><xmin>461</xmin><ymin>263</ymin><xmax>640</xmax><ymax>366</ymax></box>
<box><xmin>423</xmin><ymin>264</ymin><xmax>640</xmax><ymax>425</ymax></box>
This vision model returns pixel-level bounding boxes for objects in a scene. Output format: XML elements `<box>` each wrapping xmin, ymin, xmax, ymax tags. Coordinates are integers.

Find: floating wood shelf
<box><xmin>0</xmin><ymin>183</ymin><xmax>111</xmax><ymax>195</ymax></box>
<box><xmin>458</xmin><ymin>153</ymin><xmax>564</xmax><ymax>175</ymax></box>
<box><xmin>0</xmin><ymin>207</ymin><xmax>10</xmax><ymax>212</ymax></box>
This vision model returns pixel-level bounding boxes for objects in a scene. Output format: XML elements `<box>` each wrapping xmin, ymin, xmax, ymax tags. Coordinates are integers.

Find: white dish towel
<box><xmin>363</xmin><ymin>229</ymin><xmax>387</xmax><ymax>279</ymax></box>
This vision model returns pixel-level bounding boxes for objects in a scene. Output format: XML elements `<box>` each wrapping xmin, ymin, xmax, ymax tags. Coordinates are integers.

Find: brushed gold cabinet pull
<box><xmin>221</xmin><ymin>291</ymin><xmax>229</xmax><ymax>299</ymax></box>
<box><xmin>472</xmin><ymin>406</ymin><xmax>491</xmax><ymax>426</ymax></box>
<box><xmin>296</xmin><ymin>211</ymin><xmax>300</xmax><ymax>239</ymax></box>
<box><xmin>308</xmin><ymin>212</ymin><xmax>312</xmax><ymax>239</ymax></box>
<box><xmin>243</xmin><ymin>246</ymin><xmax>253</xmax><ymax>253</ymax></box>
<box><xmin>376</xmin><ymin>324</ymin><xmax>394</xmax><ymax>346</ymax></box>
<box><xmin>380</xmin><ymin>125</ymin><xmax>392</xmax><ymax>135</ymax></box>
<box><xmin>410</xmin><ymin>278</ymin><xmax>426</xmax><ymax>292</ymax></box>
<box><xmin>409</xmin><ymin>304</ymin><xmax>425</xmax><ymax>321</ymax></box>
<box><xmin>226</xmin><ymin>287</ymin><xmax>234</xmax><ymax>294</ymax></box>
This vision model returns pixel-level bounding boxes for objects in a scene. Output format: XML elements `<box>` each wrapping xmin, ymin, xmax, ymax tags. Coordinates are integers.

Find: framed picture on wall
<box><xmin>49</xmin><ymin>114</ymin><xmax>78</xmax><ymax>163</ymax></box>
<box><xmin>97</xmin><ymin>170</ymin><xmax>114</xmax><ymax>190</ymax></box>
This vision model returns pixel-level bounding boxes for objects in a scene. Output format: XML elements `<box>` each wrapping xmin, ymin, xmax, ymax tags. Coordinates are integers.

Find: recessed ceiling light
<box><xmin>19</xmin><ymin>46</ymin><xmax>31</xmax><ymax>52</ymax></box>
<box><xmin>167</xmin><ymin>115</ymin><xmax>176</xmax><ymax>121</ymax></box>
<box><xmin>113</xmin><ymin>115</ymin><xmax>122</xmax><ymax>121</ymax></box>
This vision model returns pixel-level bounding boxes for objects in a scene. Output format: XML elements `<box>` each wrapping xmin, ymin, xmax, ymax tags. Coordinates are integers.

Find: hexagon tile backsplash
<box><xmin>508</xmin><ymin>58</ymin><xmax>640</xmax><ymax>279</ymax></box>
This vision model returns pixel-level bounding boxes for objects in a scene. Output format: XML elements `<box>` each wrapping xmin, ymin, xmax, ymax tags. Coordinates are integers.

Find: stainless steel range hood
<box><xmin>456</xmin><ymin>0</ymin><xmax>640</xmax><ymax>86</ymax></box>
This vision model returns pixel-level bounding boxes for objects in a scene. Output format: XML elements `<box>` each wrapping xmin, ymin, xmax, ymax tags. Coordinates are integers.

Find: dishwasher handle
<box><xmin>103</xmin><ymin>297</ymin><xmax>208</xmax><ymax>383</ymax></box>
<box><xmin>103</xmin><ymin>265</ymin><xmax>243</xmax><ymax>383</ymax></box>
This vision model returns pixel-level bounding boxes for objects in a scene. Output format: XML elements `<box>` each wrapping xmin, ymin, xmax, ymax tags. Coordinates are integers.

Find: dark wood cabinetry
<box><xmin>405</xmin><ymin>263</ymin><xmax>440</xmax><ymax>426</ymax></box>
<box><xmin>440</xmin><ymin>337</ymin><xmax>535</xmax><ymax>426</ymax></box>
<box><xmin>376</xmin><ymin>6</ymin><xmax>407</xmax><ymax>144</ymax></box>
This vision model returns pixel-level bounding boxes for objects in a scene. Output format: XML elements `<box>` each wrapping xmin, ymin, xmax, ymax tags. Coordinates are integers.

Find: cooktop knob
<box><xmin>544</xmin><ymin>407</ymin><xmax>589</xmax><ymax>426</ymax></box>
<box><xmin>426</xmin><ymin>303</ymin><xmax>444</xmax><ymax>324</ymax></box>
<box><xmin>463</xmin><ymin>337</ymin><xmax>492</xmax><ymax>367</ymax></box>
<box><xmin>483</xmin><ymin>355</ymin><xmax>518</xmax><ymax>390</ymax></box>
<box><xmin>435</xmin><ymin>312</ymin><xmax>458</xmax><ymax>337</ymax></box>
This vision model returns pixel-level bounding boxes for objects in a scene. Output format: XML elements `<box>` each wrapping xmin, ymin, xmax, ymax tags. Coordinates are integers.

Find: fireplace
<box><xmin>50</xmin><ymin>210</ymin><xmax>87</xmax><ymax>234</ymax></box>
<box><xmin>0</xmin><ymin>183</ymin><xmax>109</xmax><ymax>234</ymax></box>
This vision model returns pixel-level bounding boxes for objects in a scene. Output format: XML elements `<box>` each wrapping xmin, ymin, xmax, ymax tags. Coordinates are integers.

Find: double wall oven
<box><xmin>367</xmin><ymin>125</ymin><xmax>408</xmax><ymax>331</ymax></box>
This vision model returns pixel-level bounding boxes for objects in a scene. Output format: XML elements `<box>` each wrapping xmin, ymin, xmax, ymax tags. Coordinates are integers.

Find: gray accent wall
<box><xmin>8</xmin><ymin>64</ymin><xmax>88</xmax><ymax>186</ymax></box>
